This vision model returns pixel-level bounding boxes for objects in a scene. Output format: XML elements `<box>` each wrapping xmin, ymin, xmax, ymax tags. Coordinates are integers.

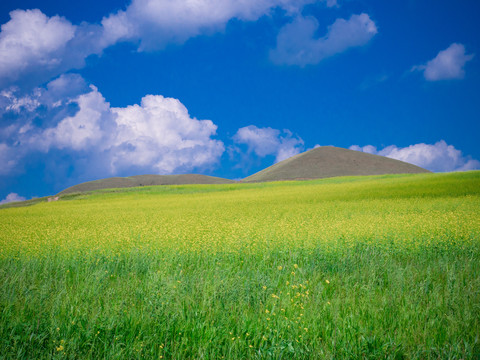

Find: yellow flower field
<box><xmin>0</xmin><ymin>172</ymin><xmax>479</xmax><ymax>358</ymax></box>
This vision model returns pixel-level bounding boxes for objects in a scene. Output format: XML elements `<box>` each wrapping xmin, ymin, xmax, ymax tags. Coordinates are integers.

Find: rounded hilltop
<box><xmin>242</xmin><ymin>146</ymin><xmax>430</xmax><ymax>182</ymax></box>
<box><xmin>57</xmin><ymin>146</ymin><xmax>430</xmax><ymax>195</ymax></box>
<box><xmin>58</xmin><ymin>174</ymin><xmax>236</xmax><ymax>195</ymax></box>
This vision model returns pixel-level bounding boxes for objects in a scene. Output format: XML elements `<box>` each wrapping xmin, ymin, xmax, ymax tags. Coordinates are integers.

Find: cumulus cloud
<box><xmin>350</xmin><ymin>141</ymin><xmax>480</xmax><ymax>172</ymax></box>
<box><xmin>233</xmin><ymin>125</ymin><xmax>304</xmax><ymax>163</ymax></box>
<box><xmin>109</xmin><ymin>94</ymin><xmax>225</xmax><ymax>174</ymax></box>
<box><xmin>0</xmin><ymin>9</ymin><xmax>106</xmax><ymax>88</ymax></box>
<box><xmin>39</xmin><ymin>86</ymin><xmax>111</xmax><ymax>151</ymax></box>
<box><xmin>0</xmin><ymin>75</ymin><xmax>225</xmax><ymax>181</ymax></box>
<box><xmin>102</xmin><ymin>0</ymin><xmax>317</xmax><ymax>50</ymax></box>
<box><xmin>0</xmin><ymin>1</ymin><xmax>346</xmax><ymax>87</ymax></box>
<box><xmin>270</xmin><ymin>13</ymin><xmax>377</xmax><ymax>66</ymax></box>
<box><xmin>0</xmin><ymin>9</ymin><xmax>75</xmax><ymax>80</ymax></box>
<box><xmin>412</xmin><ymin>43</ymin><xmax>474</xmax><ymax>81</ymax></box>
<box><xmin>0</xmin><ymin>193</ymin><xmax>26</xmax><ymax>205</ymax></box>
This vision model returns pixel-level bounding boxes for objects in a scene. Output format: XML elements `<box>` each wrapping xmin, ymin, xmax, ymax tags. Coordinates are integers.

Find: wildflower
<box><xmin>277</xmin><ymin>265</ymin><xmax>283</xmax><ymax>270</ymax></box>
<box><xmin>56</xmin><ymin>345</ymin><xmax>64</xmax><ymax>352</ymax></box>
<box><xmin>325</xmin><ymin>279</ymin><xmax>330</xmax><ymax>284</ymax></box>
<box><xmin>294</xmin><ymin>264</ymin><xmax>298</xmax><ymax>269</ymax></box>
<box><xmin>262</xmin><ymin>286</ymin><xmax>267</xmax><ymax>290</ymax></box>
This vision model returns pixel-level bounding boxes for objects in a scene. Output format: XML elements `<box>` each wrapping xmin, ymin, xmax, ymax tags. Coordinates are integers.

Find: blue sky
<box><xmin>1</xmin><ymin>0</ymin><xmax>479</xmax><ymax>203</ymax></box>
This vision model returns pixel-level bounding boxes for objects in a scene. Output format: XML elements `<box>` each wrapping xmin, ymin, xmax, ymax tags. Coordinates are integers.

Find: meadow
<box><xmin>1</xmin><ymin>172</ymin><xmax>479</xmax><ymax>359</ymax></box>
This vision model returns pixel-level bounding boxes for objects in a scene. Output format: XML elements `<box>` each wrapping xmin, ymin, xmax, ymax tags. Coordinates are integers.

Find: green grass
<box><xmin>1</xmin><ymin>172</ymin><xmax>479</xmax><ymax>359</ymax></box>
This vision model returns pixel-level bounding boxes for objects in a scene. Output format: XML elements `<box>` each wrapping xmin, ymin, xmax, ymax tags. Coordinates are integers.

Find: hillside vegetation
<box><xmin>58</xmin><ymin>174</ymin><xmax>236</xmax><ymax>195</ymax></box>
<box><xmin>244</xmin><ymin>146</ymin><xmax>430</xmax><ymax>182</ymax></box>
<box><xmin>50</xmin><ymin>146</ymin><xmax>430</xmax><ymax>196</ymax></box>
<box><xmin>1</xmin><ymin>172</ymin><xmax>479</xmax><ymax>359</ymax></box>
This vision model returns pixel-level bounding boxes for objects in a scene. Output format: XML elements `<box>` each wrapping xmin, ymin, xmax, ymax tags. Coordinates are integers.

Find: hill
<box><xmin>58</xmin><ymin>174</ymin><xmax>236</xmax><ymax>195</ymax></box>
<box><xmin>243</xmin><ymin>146</ymin><xmax>430</xmax><ymax>182</ymax></box>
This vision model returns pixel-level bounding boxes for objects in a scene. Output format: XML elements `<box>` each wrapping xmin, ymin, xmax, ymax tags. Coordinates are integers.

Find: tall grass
<box><xmin>1</xmin><ymin>172</ymin><xmax>479</xmax><ymax>359</ymax></box>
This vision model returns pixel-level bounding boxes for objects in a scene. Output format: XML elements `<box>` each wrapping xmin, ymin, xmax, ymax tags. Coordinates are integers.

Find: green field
<box><xmin>1</xmin><ymin>172</ymin><xmax>479</xmax><ymax>359</ymax></box>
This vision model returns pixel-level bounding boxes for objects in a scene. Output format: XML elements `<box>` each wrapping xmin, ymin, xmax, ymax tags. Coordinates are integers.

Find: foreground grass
<box><xmin>1</xmin><ymin>172</ymin><xmax>479</xmax><ymax>359</ymax></box>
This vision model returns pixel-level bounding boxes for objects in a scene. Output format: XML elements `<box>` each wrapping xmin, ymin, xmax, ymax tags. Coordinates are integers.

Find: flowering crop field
<box><xmin>1</xmin><ymin>172</ymin><xmax>479</xmax><ymax>359</ymax></box>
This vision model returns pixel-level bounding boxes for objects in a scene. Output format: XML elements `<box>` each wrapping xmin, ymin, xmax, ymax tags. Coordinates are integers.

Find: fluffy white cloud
<box><xmin>233</xmin><ymin>125</ymin><xmax>304</xmax><ymax>163</ymax></box>
<box><xmin>270</xmin><ymin>13</ymin><xmax>377</xmax><ymax>66</ymax></box>
<box><xmin>0</xmin><ymin>74</ymin><xmax>90</xmax><ymax>139</ymax></box>
<box><xmin>102</xmin><ymin>0</ymin><xmax>317</xmax><ymax>50</ymax></box>
<box><xmin>1</xmin><ymin>1</ymin><xmax>342</xmax><ymax>87</ymax></box>
<box><xmin>413</xmin><ymin>43</ymin><xmax>474</xmax><ymax>81</ymax></box>
<box><xmin>0</xmin><ymin>9</ymin><xmax>75</xmax><ymax>81</ymax></box>
<box><xmin>350</xmin><ymin>141</ymin><xmax>480</xmax><ymax>172</ymax></box>
<box><xmin>109</xmin><ymin>94</ymin><xmax>225</xmax><ymax>174</ymax></box>
<box><xmin>1</xmin><ymin>75</ymin><xmax>225</xmax><ymax>178</ymax></box>
<box><xmin>0</xmin><ymin>10</ymin><xmax>106</xmax><ymax>88</ymax></box>
<box><xmin>0</xmin><ymin>192</ymin><xmax>26</xmax><ymax>205</ymax></box>
<box><xmin>40</xmin><ymin>86</ymin><xmax>111</xmax><ymax>151</ymax></box>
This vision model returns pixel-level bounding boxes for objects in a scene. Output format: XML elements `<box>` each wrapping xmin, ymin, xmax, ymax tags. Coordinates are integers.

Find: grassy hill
<box><xmin>11</xmin><ymin>146</ymin><xmax>429</xmax><ymax>200</ymax></box>
<box><xmin>1</xmin><ymin>171</ymin><xmax>479</xmax><ymax>358</ymax></box>
<box><xmin>243</xmin><ymin>146</ymin><xmax>430</xmax><ymax>182</ymax></box>
<box><xmin>58</xmin><ymin>174</ymin><xmax>236</xmax><ymax>195</ymax></box>
<box><xmin>56</xmin><ymin>146</ymin><xmax>430</xmax><ymax>196</ymax></box>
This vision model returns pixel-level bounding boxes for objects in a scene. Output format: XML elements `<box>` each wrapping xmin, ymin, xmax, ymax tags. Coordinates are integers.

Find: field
<box><xmin>1</xmin><ymin>172</ymin><xmax>479</xmax><ymax>359</ymax></box>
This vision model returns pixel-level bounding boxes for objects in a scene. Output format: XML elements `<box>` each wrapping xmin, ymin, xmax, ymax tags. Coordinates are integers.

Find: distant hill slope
<box><xmin>243</xmin><ymin>146</ymin><xmax>430</xmax><ymax>182</ymax></box>
<box><xmin>58</xmin><ymin>174</ymin><xmax>236</xmax><ymax>195</ymax></box>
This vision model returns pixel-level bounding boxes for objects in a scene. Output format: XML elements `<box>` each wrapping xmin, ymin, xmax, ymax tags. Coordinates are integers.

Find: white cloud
<box><xmin>233</xmin><ymin>125</ymin><xmax>304</xmax><ymax>163</ymax></box>
<box><xmin>102</xmin><ymin>0</ymin><xmax>316</xmax><ymax>50</ymax></box>
<box><xmin>0</xmin><ymin>10</ymin><xmax>106</xmax><ymax>88</ymax></box>
<box><xmin>270</xmin><ymin>13</ymin><xmax>377</xmax><ymax>66</ymax></box>
<box><xmin>0</xmin><ymin>10</ymin><xmax>75</xmax><ymax>85</ymax></box>
<box><xmin>413</xmin><ymin>43</ymin><xmax>474</xmax><ymax>81</ymax></box>
<box><xmin>40</xmin><ymin>86</ymin><xmax>111</xmax><ymax>151</ymax></box>
<box><xmin>350</xmin><ymin>141</ymin><xmax>480</xmax><ymax>172</ymax></box>
<box><xmin>109</xmin><ymin>94</ymin><xmax>225</xmax><ymax>174</ymax></box>
<box><xmin>0</xmin><ymin>1</ymin><xmax>343</xmax><ymax>87</ymax></box>
<box><xmin>0</xmin><ymin>192</ymin><xmax>26</xmax><ymax>205</ymax></box>
<box><xmin>1</xmin><ymin>76</ymin><xmax>225</xmax><ymax>178</ymax></box>
<box><xmin>0</xmin><ymin>89</ymin><xmax>41</xmax><ymax>113</ymax></box>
